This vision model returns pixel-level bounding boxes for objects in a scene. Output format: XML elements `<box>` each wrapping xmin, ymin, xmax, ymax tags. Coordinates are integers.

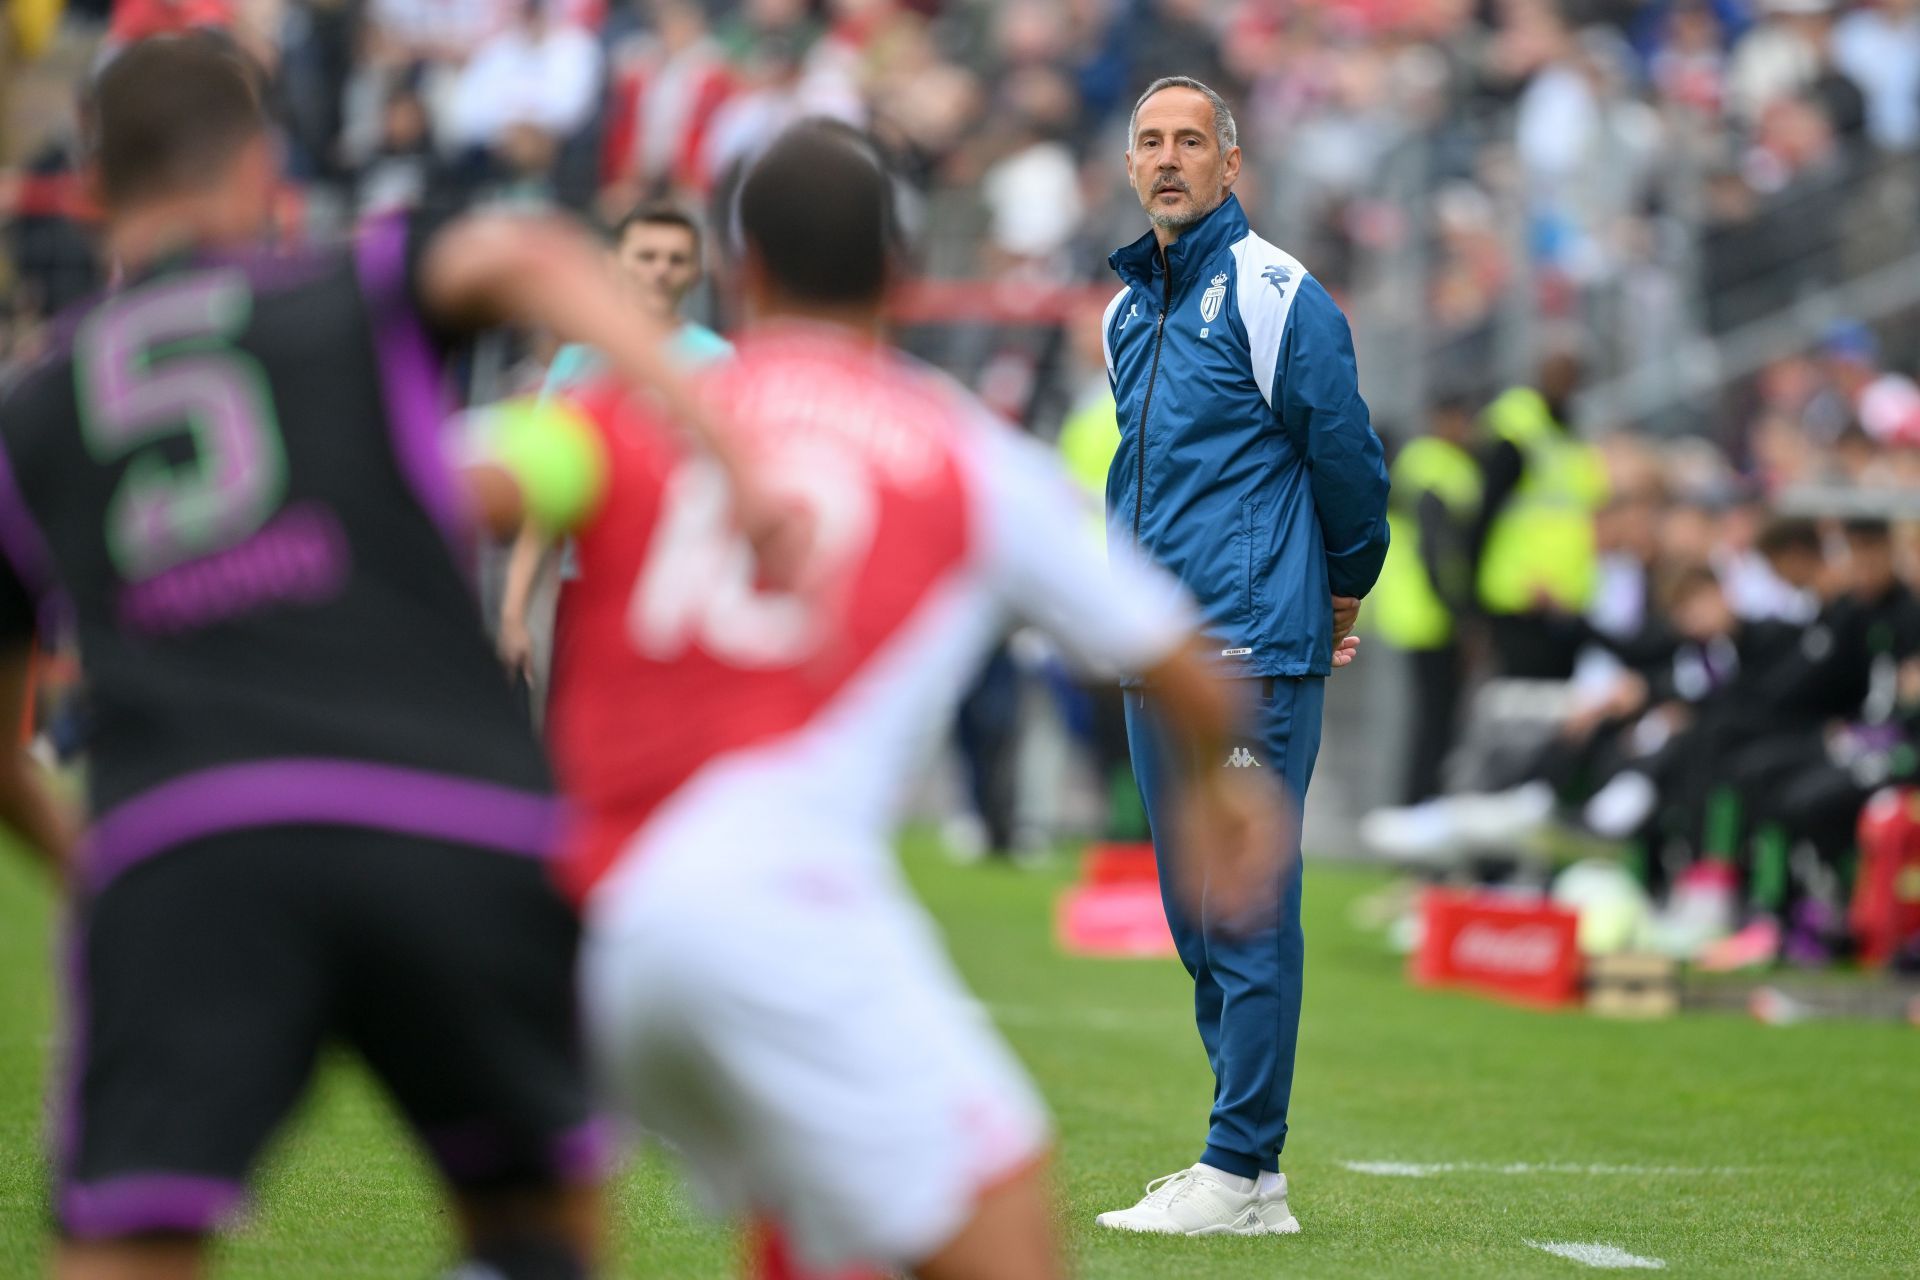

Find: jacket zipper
<box><xmin>1134</xmin><ymin>273</ymin><xmax>1172</xmax><ymax>542</ymax></box>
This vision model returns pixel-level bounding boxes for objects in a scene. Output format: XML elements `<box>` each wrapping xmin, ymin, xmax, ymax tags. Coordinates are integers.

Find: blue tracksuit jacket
<box><xmin>1103</xmin><ymin>194</ymin><xmax>1390</xmax><ymax>674</ymax></box>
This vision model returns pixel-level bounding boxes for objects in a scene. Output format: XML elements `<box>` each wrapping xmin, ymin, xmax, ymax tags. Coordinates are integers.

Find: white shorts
<box><xmin>579</xmin><ymin>822</ymin><xmax>1050</xmax><ymax>1272</ymax></box>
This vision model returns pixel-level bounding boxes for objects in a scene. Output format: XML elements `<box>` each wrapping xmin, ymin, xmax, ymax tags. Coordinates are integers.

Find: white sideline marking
<box><xmin>1343</xmin><ymin>1160</ymin><xmax>1744</xmax><ymax>1178</ymax></box>
<box><xmin>1525</xmin><ymin>1241</ymin><xmax>1667</xmax><ymax>1270</ymax></box>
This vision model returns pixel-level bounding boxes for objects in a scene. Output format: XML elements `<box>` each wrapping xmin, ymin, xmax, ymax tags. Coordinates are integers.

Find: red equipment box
<box><xmin>1413</xmin><ymin>888</ymin><xmax>1582</xmax><ymax>1006</ymax></box>
<box><xmin>1853</xmin><ymin>787</ymin><xmax>1920</xmax><ymax>968</ymax></box>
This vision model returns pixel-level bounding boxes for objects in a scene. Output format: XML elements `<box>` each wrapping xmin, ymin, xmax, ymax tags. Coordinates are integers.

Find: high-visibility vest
<box><xmin>1058</xmin><ymin>388</ymin><xmax>1119</xmax><ymax>498</ymax></box>
<box><xmin>1373</xmin><ymin>436</ymin><xmax>1482</xmax><ymax>650</ymax></box>
<box><xmin>1057</xmin><ymin>387</ymin><xmax>1120</xmax><ymax>538</ymax></box>
<box><xmin>1476</xmin><ymin>387</ymin><xmax>1607</xmax><ymax>616</ymax></box>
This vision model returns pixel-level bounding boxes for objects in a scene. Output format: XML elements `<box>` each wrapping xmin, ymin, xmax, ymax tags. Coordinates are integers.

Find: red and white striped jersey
<box><xmin>548</xmin><ymin>321</ymin><xmax>1192</xmax><ymax>903</ymax></box>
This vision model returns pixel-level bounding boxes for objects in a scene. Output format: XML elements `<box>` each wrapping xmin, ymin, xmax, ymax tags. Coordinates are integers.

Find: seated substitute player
<box><xmin>471</xmin><ymin>124</ymin><xmax>1300</xmax><ymax>1280</ymax></box>
<box><xmin>0</xmin><ymin>35</ymin><xmax>770</xmax><ymax>1280</ymax></box>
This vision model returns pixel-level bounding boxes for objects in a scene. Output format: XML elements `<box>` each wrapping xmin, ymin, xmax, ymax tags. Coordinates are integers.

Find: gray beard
<box><xmin>1147</xmin><ymin>191</ymin><xmax>1221</xmax><ymax>234</ymax></box>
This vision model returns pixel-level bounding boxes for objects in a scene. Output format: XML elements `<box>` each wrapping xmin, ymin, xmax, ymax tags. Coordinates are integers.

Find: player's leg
<box><xmin>448</xmin><ymin>1184</ymin><xmax>605</xmax><ymax>1280</ymax></box>
<box><xmin>741</xmin><ymin>1156</ymin><xmax>1056</xmax><ymax>1280</ymax></box>
<box><xmin>53</xmin><ymin>833</ymin><xmax>334</xmax><ymax>1279</ymax></box>
<box><xmin>333</xmin><ymin>833</ymin><xmax>604</xmax><ymax>1277</ymax></box>
<box><xmin>55</xmin><ymin>1240</ymin><xmax>201</xmax><ymax>1280</ymax></box>
<box><xmin>911</xmin><ymin>1160</ymin><xmax>1057</xmax><ymax>1280</ymax></box>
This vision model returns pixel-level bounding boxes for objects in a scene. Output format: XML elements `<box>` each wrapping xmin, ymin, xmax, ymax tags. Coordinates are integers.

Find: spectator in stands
<box><xmin>1831</xmin><ymin>0</ymin><xmax>1920</xmax><ymax>151</ymax></box>
<box><xmin>861</xmin><ymin>10</ymin><xmax>973</xmax><ymax>189</ymax></box>
<box><xmin>444</xmin><ymin>0</ymin><xmax>601</xmax><ymax>191</ymax></box>
<box><xmin>713</xmin><ymin>0</ymin><xmax>820</xmax><ymax>63</ymax></box>
<box><xmin>979</xmin><ymin>68</ymin><xmax>1086</xmax><ymax>277</ymax></box>
<box><xmin>700</xmin><ymin>30</ymin><xmax>805</xmax><ymax>189</ymax></box>
<box><xmin>1650</xmin><ymin>0</ymin><xmax>1731</xmax><ymax>124</ymax></box>
<box><xmin>1515</xmin><ymin>20</ymin><xmax>1662</xmax><ymax>284</ymax></box>
<box><xmin>352</xmin><ymin>79</ymin><xmax>435</xmax><ymax>214</ymax></box>
<box><xmin>1728</xmin><ymin>0</ymin><xmax>1856</xmax><ymax>132</ymax></box>
<box><xmin>601</xmin><ymin>0</ymin><xmax>733</xmax><ymax>207</ymax></box>
<box><xmin>363</xmin><ymin>0</ymin><xmax>506</xmax><ymax>70</ymax></box>
<box><xmin>1816</xmin><ymin>320</ymin><xmax>1920</xmax><ymax>448</ymax></box>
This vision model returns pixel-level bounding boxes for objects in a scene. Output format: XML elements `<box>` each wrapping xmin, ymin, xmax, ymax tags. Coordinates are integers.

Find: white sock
<box><xmin>1257</xmin><ymin>1170</ymin><xmax>1284</xmax><ymax>1196</ymax></box>
<box><xmin>1198</xmin><ymin>1163</ymin><xmax>1255</xmax><ymax>1194</ymax></box>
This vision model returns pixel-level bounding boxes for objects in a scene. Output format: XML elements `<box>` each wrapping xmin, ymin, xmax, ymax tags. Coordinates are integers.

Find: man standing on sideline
<box><xmin>1371</xmin><ymin>395</ymin><xmax>1483</xmax><ymax>804</ymax></box>
<box><xmin>498</xmin><ymin>203</ymin><xmax>730</xmax><ymax>689</ymax></box>
<box><xmin>1472</xmin><ymin>351</ymin><xmax>1607</xmax><ymax>681</ymax></box>
<box><xmin>1095</xmin><ymin>76</ymin><xmax>1390</xmax><ymax>1237</ymax></box>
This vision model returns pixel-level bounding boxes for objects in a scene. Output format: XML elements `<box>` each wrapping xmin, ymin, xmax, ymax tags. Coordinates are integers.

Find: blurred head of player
<box><xmin>612</xmin><ymin>204</ymin><xmax>705</xmax><ymax>323</ymax></box>
<box><xmin>735</xmin><ymin>123</ymin><xmax>894</xmax><ymax>328</ymax></box>
<box><xmin>1126</xmin><ymin>78</ymin><xmax>1241</xmax><ymax>243</ymax></box>
<box><xmin>89</xmin><ymin>34</ymin><xmax>276</xmax><ymax>263</ymax></box>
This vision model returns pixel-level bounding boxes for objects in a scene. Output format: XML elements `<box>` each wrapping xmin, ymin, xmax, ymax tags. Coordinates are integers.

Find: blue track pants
<box><xmin>1123</xmin><ymin>675</ymin><xmax>1324</xmax><ymax>1177</ymax></box>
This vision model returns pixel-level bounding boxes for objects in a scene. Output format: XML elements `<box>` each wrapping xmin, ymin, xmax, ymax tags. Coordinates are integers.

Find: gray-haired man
<box><xmin>1093</xmin><ymin>76</ymin><xmax>1391</xmax><ymax>1237</ymax></box>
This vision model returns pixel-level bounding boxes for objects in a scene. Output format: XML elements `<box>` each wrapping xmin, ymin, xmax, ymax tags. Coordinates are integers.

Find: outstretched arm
<box><xmin>1137</xmin><ymin>639</ymin><xmax>1293</xmax><ymax>933</ymax></box>
<box><xmin>978</xmin><ymin>424</ymin><xmax>1291</xmax><ymax>932</ymax></box>
<box><xmin>0</xmin><ymin>645</ymin><xmax>74</xmax><ymax>876</ymax></box>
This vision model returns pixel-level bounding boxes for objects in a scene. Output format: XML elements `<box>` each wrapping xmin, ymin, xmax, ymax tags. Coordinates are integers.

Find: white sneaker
<box><xmin>1094</xmin><ymin>1165</ymin><xmax>1301</xmax><ymax>1236</ymax></box>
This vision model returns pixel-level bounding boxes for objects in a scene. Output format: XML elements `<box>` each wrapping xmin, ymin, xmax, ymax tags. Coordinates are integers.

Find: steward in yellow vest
<box><xmin>1471</xmin><ymin>357</ymin><xmax>1608</xmax><ymax>680</ymax></box>
<box><xmin>1376</xmin><ymin>401</ymin><xmax>1484</xmax><ymax>801</ymax></box>
<box><xmin>1476</xmin><ymin>386</ymin><xmax>1607</xmax><ymax>616</ymax></box>
<box><xmin>1375</xmin><ymin>431</ymin><xmax>1482</xmax><ymax>652</ymax></box>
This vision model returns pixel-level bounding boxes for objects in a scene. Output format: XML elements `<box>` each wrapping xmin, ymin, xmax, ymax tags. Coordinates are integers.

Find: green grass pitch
<box><xmin>1</xmin><ymin>832</ymin><xmax>1916</xmax><ymax>1277</ymax></box>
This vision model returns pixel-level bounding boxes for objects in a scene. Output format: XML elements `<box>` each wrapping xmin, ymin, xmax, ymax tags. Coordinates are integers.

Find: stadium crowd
<box><xmin>8</xmin><ymin>0</ymin><xmax>1920</xmax><ymax>368</ymax></box>
<box><xmin>6</xmin><ymin>0</ymin><xmax>1920</xmax><ymax>972</ymax></box>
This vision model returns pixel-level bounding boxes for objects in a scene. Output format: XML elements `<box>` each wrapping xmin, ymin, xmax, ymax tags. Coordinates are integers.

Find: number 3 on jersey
<box><xmin>75</xmin><ymin>269</ymin><xmax>288</xmax><ymax>581</ymax></box>
<box><xmin>630</xmin><ymin>448</ymin><xmax>876</xmax><ymax>668</ymax></box>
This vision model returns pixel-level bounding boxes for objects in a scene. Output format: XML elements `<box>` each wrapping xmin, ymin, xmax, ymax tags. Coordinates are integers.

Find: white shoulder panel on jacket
<box><xmin>1227</xmin><ymin>233</ymin><xmax>1308</xmax><ymax>409</ymax></box>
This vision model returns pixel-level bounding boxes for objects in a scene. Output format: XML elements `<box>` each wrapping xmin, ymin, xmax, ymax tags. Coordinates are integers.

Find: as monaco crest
<box><xmin>1200</xmin><ymin>272</ymin><xmax>1226</xmax><ymax>323</ymax></box>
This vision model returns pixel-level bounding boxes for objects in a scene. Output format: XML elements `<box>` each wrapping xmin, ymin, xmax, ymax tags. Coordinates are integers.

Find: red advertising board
<box><xmin>1413</xmin><ymin>889</ymin><xmax>1583</xmax><ymax>1006</ymax></box>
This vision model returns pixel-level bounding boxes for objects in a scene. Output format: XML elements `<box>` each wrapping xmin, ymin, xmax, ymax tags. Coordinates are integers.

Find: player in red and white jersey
<box><xmin>476</xmin><ymin>125</ymin><xmax>1297</xmax><ymax>1280</ymax></box>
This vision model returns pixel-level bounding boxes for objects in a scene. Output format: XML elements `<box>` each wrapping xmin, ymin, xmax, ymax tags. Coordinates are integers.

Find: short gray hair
<box><xmin>1127</xmin><ymin>76</ymin><xmax>1238</xmax><ymax>153</ymax></box>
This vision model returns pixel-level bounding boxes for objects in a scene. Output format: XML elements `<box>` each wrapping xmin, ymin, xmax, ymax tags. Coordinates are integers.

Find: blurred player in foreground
<box><xmin>472</xmin><ymin>123</ymin><xmax>1292</xmax><ymax>1280</ymax></box>
<box><xmin>497</xmin><ymin>202</ymin><xmax>732</xmax><ymax>687</ymax></box>
<box><xmin>0</xmin><ymin>34</ymin><xmax>763</xmax><ymax>1280</ymax></box>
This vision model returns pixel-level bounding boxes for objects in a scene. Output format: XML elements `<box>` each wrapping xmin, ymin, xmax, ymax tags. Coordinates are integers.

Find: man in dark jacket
<box><xmin>1095</xmin><ymin>75</ymin><xmax>1390</xmax><ymax>1237</ymax></box>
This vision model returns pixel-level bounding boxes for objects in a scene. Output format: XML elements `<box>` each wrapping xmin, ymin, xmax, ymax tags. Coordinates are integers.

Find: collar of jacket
<box><xmin>1108</xmin><ymin>192</ymin><xmax>1250</xmax><ymax>303</ymax></box>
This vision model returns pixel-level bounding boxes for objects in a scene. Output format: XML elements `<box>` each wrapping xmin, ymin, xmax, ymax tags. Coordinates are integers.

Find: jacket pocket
<box><xmin>1241</xmin><ymin>498</ymin><xmax>1261</xmax><ymax>630</ymax></box>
